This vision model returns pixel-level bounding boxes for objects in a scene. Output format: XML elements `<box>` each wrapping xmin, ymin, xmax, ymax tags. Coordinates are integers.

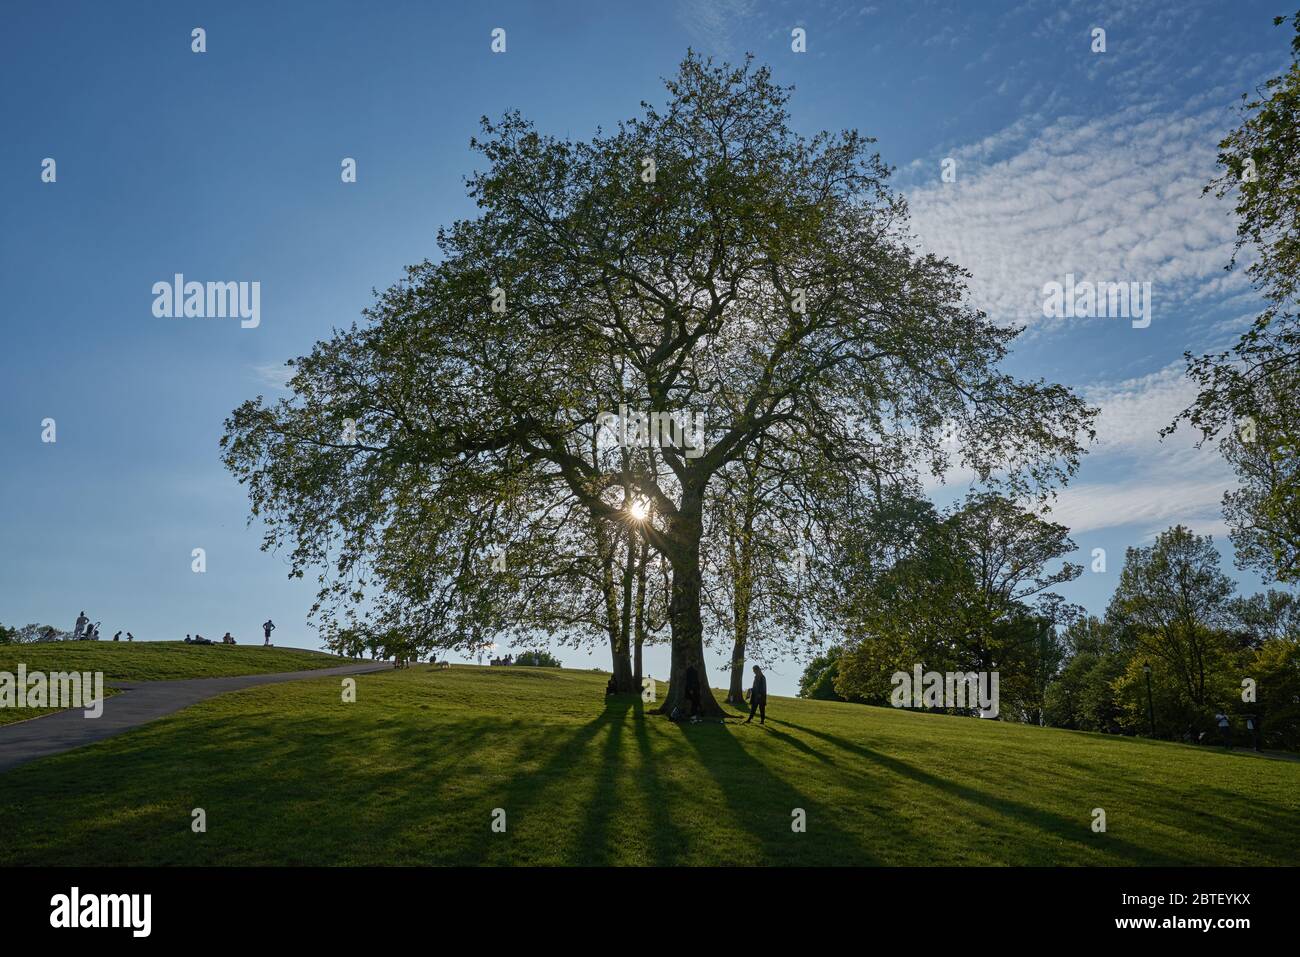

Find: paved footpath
<box><xmin>0</xmin><ymin>662</ymin><xmax>394</xmax><ymax>773</ymax></box>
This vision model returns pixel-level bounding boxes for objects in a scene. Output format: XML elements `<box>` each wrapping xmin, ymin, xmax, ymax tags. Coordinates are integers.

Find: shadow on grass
<box><xmin>776</xmin><ymin>718</ymin><xmax>1184</xmax><ymax>865</ymax></box>
<box><xmin>629</xmin><ymin>697</ymin><xmax>691</xmax><ymax>865</ymax></box>
<box><xmin>674</xmin><ymin>712</ymin><xmax>879</xmax><ymax>865</ymax></box>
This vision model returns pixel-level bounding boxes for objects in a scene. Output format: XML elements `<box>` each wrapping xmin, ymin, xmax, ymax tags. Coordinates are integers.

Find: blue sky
<box><xmin>1</xmin><ymin>0</ymin><xmax>1290</xmax><ymax>695</ymax></box>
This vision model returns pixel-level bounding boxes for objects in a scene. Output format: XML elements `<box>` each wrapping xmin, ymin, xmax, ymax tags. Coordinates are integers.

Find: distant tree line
<box><xmin>0</xmin><ymin>623</ymin><xmax>69</xmax><ymax>644</ymax></box>
<box><xmin>800</xmin><ymin>522</ymin><xmax>1300</xmax><ymax>750</ymax></box>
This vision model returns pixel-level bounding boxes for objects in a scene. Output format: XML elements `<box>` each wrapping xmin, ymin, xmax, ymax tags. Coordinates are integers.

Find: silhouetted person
<box><xmin>113</xmin><ymin>631</ymin><xmax>121</xmax><ymax>642</ymax></box>
<box><xmin>1215</xmin><ymin>711</ymin><xmax>1232</xmax><ymax>749</ymax></box>
<box><xmin>684</xmin><ymin>664</ymin><xmax>702</xmax><ymax>723</ymax></box>
<box><xmin>744</xmin><ymin>665</ymin><xmax>767</xmax><ymax>725</ymax></box>
<box><xmin>222</xmin><ymin>632</ymin><xmax>236</xmax><ymax>645</ymax></box>
<box><xmin>74</xmin><ymin>611</ymin><xmax>88</xmax><ymax>639</ymax></box>
<box><xmin>263</xmin><ymin>619</ymin><xmax>275</xmax><ymax>646</ymax></box>
<box><xmin>126</xmin><ymin>632</ymin><xmax>134</xmax><ymax>642</ymax></box>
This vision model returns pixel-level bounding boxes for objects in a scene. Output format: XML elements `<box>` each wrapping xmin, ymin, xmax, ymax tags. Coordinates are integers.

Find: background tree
<box><xmin>834</xmin><ymin>492</ymin><xmax>1081</xmax><ymax>717</ymax></box>
<box><xmin>702</xmin><ymin>436</ymin><xmax>809</xmax><ymax>703</ymax></box>
<box><xmin>514</xmin><ymin>649</ymin><xmax>563</xmax><ymax>667</ymax></box>
<box><xmin>1105</xmin><ymin>525</ymin><xmax>1236</xmax><ymax>714</ymax></box>
<box><xmin>1171</xmin><ymin>12</ymin><xmax>1300</xmax><ymax>583</ymax></box>
<box><xmin>0</xmin><ymin>623</ymin><xmax>68</xmax><ymax>644</ymax></box>
<box><xmin>1043</xmin><ymin>616</ymin><xmax>1126</xmax><ymax>732</ymax></box>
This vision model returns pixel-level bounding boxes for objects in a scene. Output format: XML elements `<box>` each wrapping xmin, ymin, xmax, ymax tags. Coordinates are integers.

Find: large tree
<box><xmin>222</xmin><ymin>54</ymin><xmax>1094</xmax><ymax>717</ymax></box>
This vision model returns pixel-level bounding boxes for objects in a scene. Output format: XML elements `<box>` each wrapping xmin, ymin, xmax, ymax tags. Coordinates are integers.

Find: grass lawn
<box><xmin>1</xmin><ymin>662</ymin><xmax>1296</xmax><ymax>865</ymax></box>
<box><xmin>0</xmin><ymin>641</ymin><xmax>348</xmax><ymax>726</ymax></box>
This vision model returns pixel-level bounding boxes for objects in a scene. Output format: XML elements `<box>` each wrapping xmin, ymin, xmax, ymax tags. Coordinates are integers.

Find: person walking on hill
<box><xmin>74</xmin><ymin>611</ymin><xmax>88</xmax><ymax>639</ymax></box>
<box><xmin>263</xmin><ymin>619</ymin><xmax>276</xmax><ymax>646</ymax></box>
<box><xmin>744</xmin><ymin>665</ymin><xmax>767</xmax><ymax>725</ymax></box>
<box><xmin>1215</xmin><ymin>711</ymin><xmax>1232</xmax><ymax>749</ymax></box>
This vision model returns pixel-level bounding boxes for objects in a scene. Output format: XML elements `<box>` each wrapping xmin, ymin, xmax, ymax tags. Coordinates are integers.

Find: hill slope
<box><xmin>0</xmin><ymin>664</ymin><xmax>1295</xmax><ymax>865</ymax></box>
<box><xmin>0</xmin><ymin>640</ymin><xmax>348</xmax><ymax>682</ymax></box>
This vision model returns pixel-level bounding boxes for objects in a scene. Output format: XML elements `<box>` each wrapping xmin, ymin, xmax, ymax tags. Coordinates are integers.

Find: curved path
<box><xmin>0</xmin><ymin>661</ymin><xmax>394</xmax><ymax>773</ymax></box>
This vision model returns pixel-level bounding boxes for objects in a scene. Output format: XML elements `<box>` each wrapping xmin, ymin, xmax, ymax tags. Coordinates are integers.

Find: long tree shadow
<box><xmin>458</xmin><ymin>699</ymin><xmax>625</xmax><ymax>865</ymax></box>
<box><xmin>625</xmin><ymin>697</ymin><xmax>693</xmax><ymax>865</ymax></box>
<box><xmin>776</xmin><ymin>719</ymin><xmax>1186</xmax><ymax>865</ymax></box>
<box><xmin>675</xmin><ymin>717</ymin><xmax>881</xmax><ymax>865</ymax></box>
<box><xmin>567</xmin><ymin>696</ymin><xmax>632</xmax><ymax>864</ymax></box>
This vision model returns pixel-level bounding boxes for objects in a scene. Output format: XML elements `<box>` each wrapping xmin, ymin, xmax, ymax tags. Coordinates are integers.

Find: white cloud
<box><xmin>1047</xmin><ymin>477</ymin><xmax>1228</xmax><ymax>537</ymax></box>
<box><xmin>251</xmin><ymin>363</ymin><xmax>293</xmax><ymax>392</ymax></box>
<box><xmin>1043</xmin><ymin>363</ymin><xmax>1236</xmax><ymax>537</ymax></box>
<box><xmin>905</xmin><ymin>102</ymin><xmax>1242</xmax><ymax>331</ymax></box>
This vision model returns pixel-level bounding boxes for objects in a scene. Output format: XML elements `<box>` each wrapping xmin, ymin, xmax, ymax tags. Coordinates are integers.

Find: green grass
<box><xmin>0</xmin><ymin>640</ymin><xmax>348</xmax><ymax>682</ymax></box>
<box><xmin>0</xmin><ymin>641</ymin><xmax>347</xmax><ymax>725</ymax></box>
<box><xmin>1</xmin><ymin>664</ymin><xmax>1296</xmax><ymax>865</ymax></box>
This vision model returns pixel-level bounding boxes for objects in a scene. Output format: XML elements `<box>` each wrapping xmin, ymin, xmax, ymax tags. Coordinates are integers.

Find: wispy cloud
<box><xmin>905</xmin><ymin>102</ymin><xmax>1244</xmax><ymax>331</ymax></box>
<box><xmin>1045</xmin><ymin>363</ymin><xmax>1234</xmax><ymax>537</ymax></box>
<box><xmin>250</xmin><ymin>362</ymin><xmax>293</xmax><ymax>392</ymax></box>
<box><xmin>676</xmin><ymin>0</ymin><xmax>760</xmax><ymax>58</ymax></box>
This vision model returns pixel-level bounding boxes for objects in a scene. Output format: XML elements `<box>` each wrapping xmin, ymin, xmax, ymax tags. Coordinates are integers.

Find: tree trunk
<box><xmin>620</xmin><ymin>522</ymin><xmax>635</xmax><ymax>680</ymax></box>
<box><xmin>725</xmin><ymin>468</ymin><xmax>757</xmax><ymax>704</ymax></box>
<box><xmin>610</xmin><ymin>637</ymin><xmax>634</xmax><ymax>692</ymax></box>
<box><xmin>726</xmin><ymin>632</ymin><xmax>747</xmax><ymax>704</ymax></box>
<box><xmin>726</xmin><ymin>562</ymin><xmax>753</xmax><ymax>703</ymax></box>
<box><xmin>633</xmin><ymin>535</ymin><xmax>648</xmax><ymax>685</ymax></box>
<box><xmin>598</xmin><ymin>518</ymin><xmax>636</xmax><ymax>693</ymax></box>
<box><xmin>654</xmin><ymin>494</ymin><xmax>723</xmax><ymax>718</ymax></box>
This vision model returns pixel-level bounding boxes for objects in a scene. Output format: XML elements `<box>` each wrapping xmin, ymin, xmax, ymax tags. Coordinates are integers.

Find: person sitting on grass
<box><xmin>222</xmin><ymin>632</ymin><xmax>236</xmax><ymax>645</ymax></box>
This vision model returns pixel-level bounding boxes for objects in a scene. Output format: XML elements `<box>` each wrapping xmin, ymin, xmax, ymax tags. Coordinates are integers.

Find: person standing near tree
<box><xmin>744</xmin><ymin>665</ymin><xmax>767</xmax><ymax>725</ymax></box>
<box><xmin>684</xmin><ymin>664</ymin><xmax>702</xmax><ymax>724</ymax></box>
<box><xmin>263</xmin><ymin>619</ymin><xmax>275</xmax><ymax>646</ymax></box>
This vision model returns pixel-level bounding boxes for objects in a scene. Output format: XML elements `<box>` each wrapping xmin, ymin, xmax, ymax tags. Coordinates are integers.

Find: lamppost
<box><xmin>1142</xmin><ymin>661</ymin><xmax>1155</xmax><ymax>738</ymax></box>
